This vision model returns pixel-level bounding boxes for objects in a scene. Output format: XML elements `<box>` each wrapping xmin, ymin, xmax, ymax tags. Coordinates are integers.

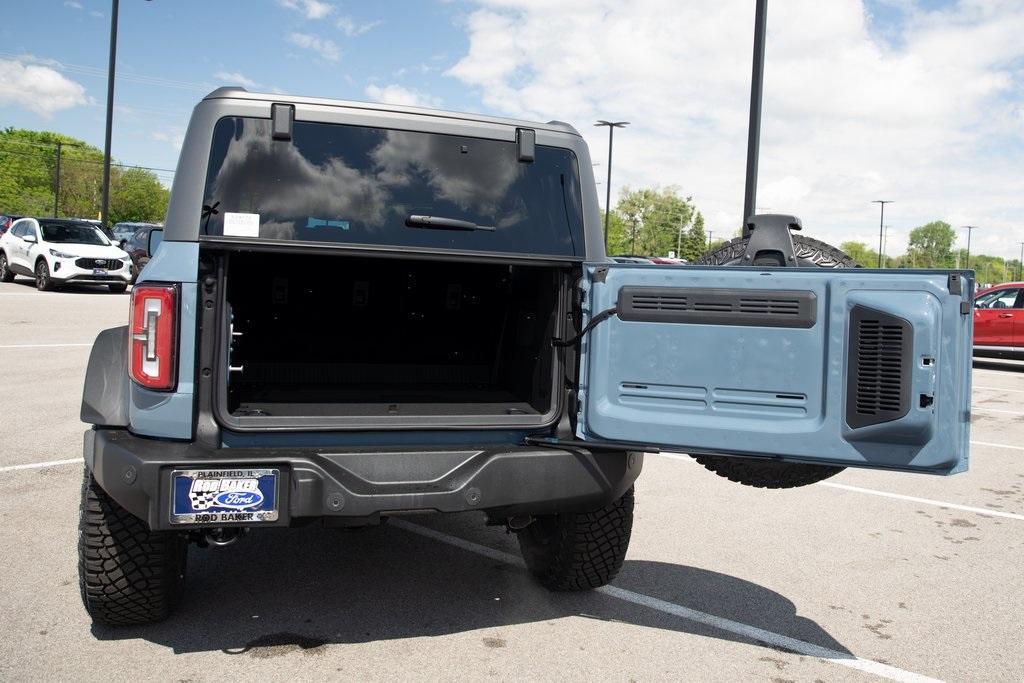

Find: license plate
<box><xmin>92</xmin><ymin>268</ymin><xmax>107</xmax><ymax>276</ymax></box>
<box><xmin>170</xmin><ymin>468</ymin><xmax>279</xmax><ymax>525</ymax></box>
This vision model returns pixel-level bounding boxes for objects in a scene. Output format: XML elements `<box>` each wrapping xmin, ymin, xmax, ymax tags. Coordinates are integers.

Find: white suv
<box><xmin>0</xmin><ymin>218</ymin><xmax>132</xmax><ymax>292</ymax></box>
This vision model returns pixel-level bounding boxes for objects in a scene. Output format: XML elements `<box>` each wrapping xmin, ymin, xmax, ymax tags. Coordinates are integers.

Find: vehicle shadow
<box><xmin>91</xmin><ymin>520</ymin><xmax>852</xmax><ymax>659</ymax></box>
<box><xmin>8</xmin><ymin>276</ymin><xmax>125</xmax><ymax>294</ymax></box>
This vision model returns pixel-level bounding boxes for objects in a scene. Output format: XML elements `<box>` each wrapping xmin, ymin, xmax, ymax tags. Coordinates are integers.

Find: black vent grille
<box><xmin>846</xmin><ymin>306</ymin><xmax>912</xmax><ymax>428</ymax></box>
<box><xmin>617</xmin><ymin>287</ymin><xmax>816</xmax><ymax>328</ymax></box>
<box><xmin>75</xmin><ymin>257</ymin><xmax>122</xmax><ymax>269</ymax></box>
<box><xmin>738</xmin><ymin>297</ymin><xmax>803</xmax><ymax>315</ymax></box>
<box><xmin>630</xmin><ymin>293</ymin><xmax>688</xmax><ymax>311</ymax></box>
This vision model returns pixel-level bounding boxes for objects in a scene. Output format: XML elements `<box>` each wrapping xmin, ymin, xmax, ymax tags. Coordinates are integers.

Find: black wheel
<box><xmin>108</xmin><ymin>283</ymin><xmax>128</xmax><ymax>293</ymax></box>
<box><xmin>689</xmin><ymin>233</ymin><xmax>854</xmax><ymax>489</ymax></box>
<box><xmin>35</xmin><ymin>259</ymin><xmax>53</xmax><ymax>291</ymax></box>
<box><xmin>517</xmin><ymin>487</ymin><xmax>634</xmax><ymax>591</ymax></box>
<box><xmin>79</xmin><ymin>468</ymin><xmax>187</xmax><ymax>626</ymax></box>
<box><xmin>692</xmin><ymin>232</ymin><xmax>851</xmax><ymax>489</ymax></box>
<box><xmin>0</xmin><ymin>252</ymin><xmax>13</xmax><ymax>282</ymax></box>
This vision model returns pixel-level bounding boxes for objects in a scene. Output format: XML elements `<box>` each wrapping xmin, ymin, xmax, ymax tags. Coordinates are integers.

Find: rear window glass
<box><xmin>200</xmin><ymin>116</ymin><xmax>584</xmax><ymax>257</ymax></box>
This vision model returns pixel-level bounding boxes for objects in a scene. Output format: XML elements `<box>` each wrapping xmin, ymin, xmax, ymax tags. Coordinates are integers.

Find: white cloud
<box><xmin>213</xmin><ymin>70</ymin><xmax>258</xmax><ymax>88</ymax></box>
<box><xmin>447</xmin><ymin>0</ymin><xmax>1024</xmax><ymax>259</ymax></box>
<box><xmin>278</xmin><ymin>0</ymin><xmax>334</xmax><ymax>20</ymax></box>
<box><xmin>0</xmin><ymin>58</ymin><xmax>89</xmax><ymax>117</ymax></box>
<box><xmin>336</xmin><ymin>15</ymin><xmax>381</xmax><ymax>36</ymax></box>
<box><xmin>151</xmin><ymin>126</ymin><xmax>186</xmax><ymax>151</ymax></box>
<box><xmin>287</xmin><ymin>32</ymin><xmax>341</xmax><ymax>62</ymax></box>
<box><xmin>63</xmin><ymin>1</ymin><xmax>83</xmax><ymax>9</ymax></box>
<box><xmin>365</xmin><ymin>84</ymin><xmax>441</xmax><ymax>109</ymax></box>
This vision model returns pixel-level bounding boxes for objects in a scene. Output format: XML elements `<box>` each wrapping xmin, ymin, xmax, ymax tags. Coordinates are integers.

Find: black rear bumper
<box><xmin>84</xmin><ymin>428</ymin><xmax>643</xmax><ymax>531</ymax></box>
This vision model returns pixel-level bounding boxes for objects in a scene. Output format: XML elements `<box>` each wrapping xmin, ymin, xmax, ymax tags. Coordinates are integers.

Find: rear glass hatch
<box><xmin>199</xmin><ymin>116</ymin><xmax>585</xmax><ymax>260</ymax></box>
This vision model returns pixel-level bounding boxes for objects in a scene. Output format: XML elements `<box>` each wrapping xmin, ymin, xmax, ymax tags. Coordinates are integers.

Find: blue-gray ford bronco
<box><xmin>78</xmin><ymin>88</ymin><xmax>974</xmax><ymax>626</ymax></box>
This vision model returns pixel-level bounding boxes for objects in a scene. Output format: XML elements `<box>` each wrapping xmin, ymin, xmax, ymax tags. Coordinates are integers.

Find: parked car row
<box><xmin>0</xmin><ymin>217</ymin><xmax>159</xmax><ymax>293</ymax></box>
<box><xmin>610</xmin><ymin>254</ymin><xmax>687</xmax><ymax>264</ymax></box>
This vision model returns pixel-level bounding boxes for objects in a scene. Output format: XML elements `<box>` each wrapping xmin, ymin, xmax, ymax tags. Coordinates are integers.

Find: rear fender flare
<box><xmin>81</xmin><ymin>326</ymin><xmax>131</xmax><ymax>428</ymax></box>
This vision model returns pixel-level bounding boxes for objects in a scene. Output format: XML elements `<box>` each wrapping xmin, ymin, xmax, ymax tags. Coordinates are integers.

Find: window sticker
<box><xmin>223</xmin><ymin>212</ymin><xmax>260</xmax><ymax>237</ymax></box>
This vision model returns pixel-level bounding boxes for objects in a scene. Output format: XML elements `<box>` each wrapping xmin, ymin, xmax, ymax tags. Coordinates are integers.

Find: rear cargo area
<box><xmin>219</xmin><ymin>251</ymin><xmax>565</xmax><ymax>428</ymax></box>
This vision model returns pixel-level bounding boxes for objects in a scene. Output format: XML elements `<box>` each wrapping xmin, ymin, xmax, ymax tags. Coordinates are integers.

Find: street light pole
<box><xmin>595</xmin><ymin>120</ymin><xmax>628</xmax><ymax>253</ymax></box>
<box><xmin>962</xmin><ymin>225</ymin><xmax>978</xmax><ymax>270</ymax></box>
<box><xmin>742</xmin><ymin>0</ymin><xmax>768</xmax><ymax>234</ymax></box>
<box><xmin>871</xmin><ymin>200</ymin><xmax>892</xmax><ymax>268</ymax></box>
<box><xmin>882</xmin><ymin>224</ymin><xmax>889</xmax><ymax>268</ymax></box>
<box><xmin>100</xmin><ymin>0</ymin><xmax>121</xmax><ymax>228</ymax></box>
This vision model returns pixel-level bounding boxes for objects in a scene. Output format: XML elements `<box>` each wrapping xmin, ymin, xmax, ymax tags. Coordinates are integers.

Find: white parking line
<box><xmin>0</xmin><ymin>343</ymin><xmax>93</xmax><ymax>349</ymax></box>
<box><xmin>973</xmin><ymin>385</ymin><xmax>1024</xmax><ymax>394</ymax></box>
<box><xmin>391</xmin><ymin>519</ymin><xmax>940</xmax><ymax>683</ymax></box>
<box><xmin>818</xmin><ymin>482</ymin><xmax>1024</xmax><ymax>521</ymax></box>
<box><xmin>970</xmin><ymin>440</ymin><xmax>1024</xmax><ymax>451</ymax></box>
<box><xmin>0</xmin><ymin>458</ymin><xmax>80</xmax><ymax>473</ymax></box>
<box><xmin>658</xmin><ymin>452</ymin><xmax>1024</xmax><ymax>520</ymax></box>
<box><xmin>971</xmin><ymin>406</ymin><xmax>1024</xmax><ymax>416</ymax></box>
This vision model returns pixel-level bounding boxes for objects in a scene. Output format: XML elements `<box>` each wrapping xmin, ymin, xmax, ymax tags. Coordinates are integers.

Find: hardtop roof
<box><xmin>202</xmin><ymin>87</ymin><xmax>581</xmax><ymax>137</ymax></box>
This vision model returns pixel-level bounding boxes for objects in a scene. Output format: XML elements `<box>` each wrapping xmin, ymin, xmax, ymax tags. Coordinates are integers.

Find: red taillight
<box><xmin>129</xmin><ymin>284</ymin><xmax>178</xmax><ymax>391</ymax></box>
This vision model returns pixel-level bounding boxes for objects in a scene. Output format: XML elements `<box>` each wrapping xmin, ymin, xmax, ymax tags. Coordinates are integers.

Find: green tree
<box><xmin>906</xmin><ymin>221</ymin><xmax>955</xmax><ymax>268</ymax></box>
<box><xmin>0</xmin><ymin>127</ymin><xmax>167</xmax><ymax>224</ymax></box>
<box><xmin>839</xmin><ymin>241</ymin><xmax>895</xmax><ymax>268</ymax></box>
<box><xmin>109</xmin><ymin>167</ymin><xmax>169</xmax><ymax>224</ymax></box>
<box><xmin>606</xmin><ymin>186</ymin><xmax>706</xmax><ymax>259</ymax></box>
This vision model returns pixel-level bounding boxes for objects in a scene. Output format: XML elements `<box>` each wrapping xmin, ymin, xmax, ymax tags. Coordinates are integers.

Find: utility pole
<box><xmin>594</xmin><ymin>120</ymin><xmax>629</xmax><ymax>253</ymax></box>
<box><xmin>52</xmin><ymin>141</ymin><xmax>62</xmax><ymax>218</ymax></box>
<box><xmin>1018</xmin><ymin>241</ymin><xmax>1023</xmax><ymax>281</ymax></box>
<box><xmin>742</xmin><ymin>0</ymin><xmax>768</xmax><ymax>234</ymax></box>
<box><xmin>707</xmin><ymin>230</ymin><xmax>714</xmax><ymax>249</ymax></box>
<box><xmin>630</xmin><ymin>217</ymin><xmax>638</xmax><ymax>255</ymax></box>
<box><xmin>871</xmin><ymin>200</ymin><xmax>892</xmax><ymax>267</ymax></box>
<box><xmin>962</xmin><ymin>225</ymin><xmax>978</xmax><ymax>270</ymax></box>
<box><xmin>881</xmin><ymin>224</ymin><xmax>890</xmax><ymax>268</ymax></box>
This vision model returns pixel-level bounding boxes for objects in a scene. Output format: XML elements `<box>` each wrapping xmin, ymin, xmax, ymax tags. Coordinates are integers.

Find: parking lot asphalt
<box><xmin>1</xmin><ymin>279</ymin><xmax>1022</xmax><ymax>682</ymax></box>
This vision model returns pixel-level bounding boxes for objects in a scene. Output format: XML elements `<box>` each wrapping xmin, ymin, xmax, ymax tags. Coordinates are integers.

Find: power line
<box><xmin>0</xmin><ymin>51</ymin><xmax>210</xmax><ymax>92</ymax></box>
<box><xmin>0</xmin><ymin>143</ymin><xmax>174</xmax><ymax>174</ymax></box>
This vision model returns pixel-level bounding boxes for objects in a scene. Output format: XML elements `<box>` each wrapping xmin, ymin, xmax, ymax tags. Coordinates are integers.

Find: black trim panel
<box><xmin>616</xmin><ymin>286</ymin><xmax>817</xmax><ymax>328</ymax></box>
<box><xmin>845</xmin><ymin>305</ymin><xmax>912</xmax><ymax>429</ymax></box>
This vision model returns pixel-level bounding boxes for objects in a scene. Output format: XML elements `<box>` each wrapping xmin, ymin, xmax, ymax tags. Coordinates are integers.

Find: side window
<box><xmin>975</xmin><ymin>289</ymin><xmax>1022</xmax><ymax>310</ymax></box>
<box><xmin>10</xmin><ymin>223</ymin><xmax>24</xmax><ymax>238</ymax></box>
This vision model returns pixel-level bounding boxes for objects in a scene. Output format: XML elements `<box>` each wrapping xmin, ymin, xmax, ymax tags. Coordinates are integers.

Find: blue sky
<box><xmin>0</xmin><ymin>0</ymin><xmax>477</xmax><ymax>183</ymax></box>
<box><xmin>1</xmin><ymin>0</ymin><xmax>1022</xmax><ymax>258</ymax></box>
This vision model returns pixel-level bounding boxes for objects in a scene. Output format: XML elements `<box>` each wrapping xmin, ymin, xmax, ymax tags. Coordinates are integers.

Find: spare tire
<box><xmin>690</xmin><ymin>233</ymin><xmax>855</xmax><ymax>489</ymax></box>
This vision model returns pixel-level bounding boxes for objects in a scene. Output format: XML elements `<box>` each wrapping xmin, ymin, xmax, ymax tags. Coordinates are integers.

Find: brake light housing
<box><xmin>129</xmin><ymin>284</ymin><xmax>178</xmax><ymax>391</ymax></box>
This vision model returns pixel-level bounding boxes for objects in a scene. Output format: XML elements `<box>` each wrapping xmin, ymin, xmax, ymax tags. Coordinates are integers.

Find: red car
<box><xmin>973</xmin><ymin>282</ymin><xmax>1024</xmax><ymax>358</ymax></box>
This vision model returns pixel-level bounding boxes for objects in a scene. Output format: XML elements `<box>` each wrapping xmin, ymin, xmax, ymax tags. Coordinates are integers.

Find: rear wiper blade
<box><xmin>405</xmin><ymin>215</ymin><xmax>496</xmax><ymax>232</ymax></box>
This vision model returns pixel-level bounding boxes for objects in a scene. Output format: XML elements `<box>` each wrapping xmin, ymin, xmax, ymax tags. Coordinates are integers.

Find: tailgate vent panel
<box><xmin>617</xmin><ymin>287</ymin><xmax>816</xmax><ymax>328</ymax></box>
<box><xmin>846</xmin><ymin>305</ymin><xmax>912</xmax><ymax>428</ymax></box>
